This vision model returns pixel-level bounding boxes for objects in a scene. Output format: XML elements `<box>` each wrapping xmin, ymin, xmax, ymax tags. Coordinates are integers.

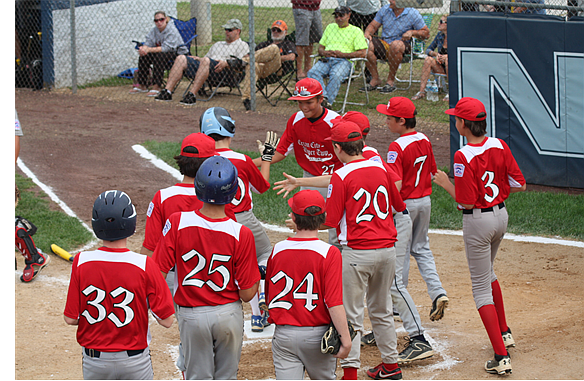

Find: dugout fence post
<box><xmin>69</xmin><ymin>0</ymin><xmax>77</xmax><ymax>94</ymax></box>
<box><xmin>248</xmin><ymin>0</ymin><xmax>257</xmax><ymax>111</ymax></box>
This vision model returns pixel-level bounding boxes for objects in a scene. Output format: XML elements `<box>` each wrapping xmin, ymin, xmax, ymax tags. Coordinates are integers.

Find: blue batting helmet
<box><xmin>199</xmin><ymin>107</ymin><xmax>236</xmax><ymax>138</ymax></box>
<box><xmin>195</xmin><ymin>156</ymin><xmax>239</xmax><ymax>205</ymax></box>
<box><xmin>91</xmin><ymin>190</ymin><xmax>137</xmax><ymax>241</ymax></box>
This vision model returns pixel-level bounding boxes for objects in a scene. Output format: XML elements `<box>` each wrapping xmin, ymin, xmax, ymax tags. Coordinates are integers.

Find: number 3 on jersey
<box><xmin>82</xmin><ymin>285</ymin><xmax>135</xmax><ymax>328</ymax></box>
<box><xmin>268</xmin><ymin>270</ymin><xmax>318</xmax><ymax>312</ymax></box>
<box><xmin>481</xmin><ymin>170</ymin><xmax>500</xmax><ymax>203</ymax></box>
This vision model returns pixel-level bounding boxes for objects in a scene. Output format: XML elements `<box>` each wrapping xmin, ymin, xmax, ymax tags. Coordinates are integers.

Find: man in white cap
<box><xmin>156</xmin><ymin>18</ymin><xmax>249</xmax><ymax>105</ymax></box>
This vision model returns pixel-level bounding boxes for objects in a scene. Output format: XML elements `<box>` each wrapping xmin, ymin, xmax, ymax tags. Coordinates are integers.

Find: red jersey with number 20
<box><xmin>153</xmin><ymin>210</ymin><xmax>260</xmax><ymax>307</ymax></box>
<box><xmin>325</xmin><ymin>159</ymin><xmax>399</xmax><ymax>249</ymax></box>
<box><xmin>387</xmin><ymin>131</ymin><xmax>437</xmax><ymax>201</ymax></box>
<box><xmin>453</xmin><ymin>137</ymin><xmax>525</xmax><ymax>209</ymax></box>
<box><xmin>64</xmin><ymin>248</ymin><xmax>175</xmax><ymax>352</ymax></box>
<box><xmin>265</xmin><ymin>237</ymin><xmax>343</xmax><ymax>327</ymax></box>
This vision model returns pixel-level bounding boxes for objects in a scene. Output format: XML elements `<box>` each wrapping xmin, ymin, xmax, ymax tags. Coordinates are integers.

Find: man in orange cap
<box><xmin>241</xmin><ymin>20</ymin><xmax>297</xmax><ymax>110</ymax></box>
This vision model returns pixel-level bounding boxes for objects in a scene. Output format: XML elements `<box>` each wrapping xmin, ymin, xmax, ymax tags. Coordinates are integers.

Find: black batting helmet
<box><xmin>91</xmin><ymin>190</ymin><xmax>137</xmax><ymax>241</ymax></box>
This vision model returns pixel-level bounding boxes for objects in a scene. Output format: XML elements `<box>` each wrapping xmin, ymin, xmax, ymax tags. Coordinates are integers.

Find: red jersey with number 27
<box><xmin>265</xmin><ymin>237</ymin><xmax>343</xmax><ymax>327</ymax></box>
<box><xmin>64</xmin><ymin>248</ymin><xmax>175</xmax><ymax>352</ymax></box>
<box><xmin>387</xmin><ymin>131</ymin><xmax>437</xmax><ymax>201</ymax></box>
<box><xmin>153</xmin><ymin>210</ymin><xmax>260</xmax><ymax>307</ymax></box>
<box><xmin>324</xmin><ymin>159</ymin><xmax>399</xmax><ymax>249</ymax></box>
<box><xmin>453</xmin><ymin>137</ymin><xmax>525</xmax><ymax>209</ymax></box>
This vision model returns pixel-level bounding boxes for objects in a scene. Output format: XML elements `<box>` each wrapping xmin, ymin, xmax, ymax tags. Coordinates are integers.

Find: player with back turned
<box><xmin>433</xmin><ymin>97</ymin><xmax>526</xmax><ymax>375</ymax></box>
<box><xmin>64</xmin><ymin>190</ymin><xmax>175</xmax><ymax>380</ymax></box>
<box><xmin>265</xmin><ymin>190</ymin><xmax>351</xmax><ymax>380</ymax></box>
<box><xmin>153</xmin><ymin>156</ymin><xmax>260</xmax><ymax>380</ymax></box>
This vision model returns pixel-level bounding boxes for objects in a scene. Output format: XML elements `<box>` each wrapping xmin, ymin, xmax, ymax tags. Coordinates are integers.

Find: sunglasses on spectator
<box><xmin>271</xmin><ymin>27</ymin><xmax>283</xmax><ymax>32</ymax></box>
<box><xmin>225</xmin><ymin>28</ymin><xmax>235</xmax><ymax>32</ymax></box>
<box><xmin>440</xmin><ymin>20</ymin><xmax>447</xmax><ymax>24</ymax></box>
<box><xmin>154</xmin><ymin>18</ymin><xmax>165</xmax><ymax>23</ymax></box>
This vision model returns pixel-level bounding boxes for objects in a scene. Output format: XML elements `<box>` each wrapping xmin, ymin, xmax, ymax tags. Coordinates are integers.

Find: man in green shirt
<box><xmin>307</xmin><ymin>6</ymin><xmax>368</xmax><ymax>108</ymax></box>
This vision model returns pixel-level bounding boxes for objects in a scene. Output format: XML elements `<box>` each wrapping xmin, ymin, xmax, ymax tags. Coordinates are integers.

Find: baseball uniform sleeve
<box><xmin>276</xmin><ymin>116</ymin><xmax>296</xmax><ymax>156</ymax></box>
<box><xmin>387</xmin><ymin>141</ymin><xmax>404</xmax><ymax>180</ymax></box>
<box><xmin>501</xmin><ymin>139</ymin><xmax>526</xmax><ymax>188</ymax></box>
<box><xmin>143</xmin><ymin>192</ymin><xmax>163</xmax><ymax>251</ymax></box>
<box><xmin>63</xmin><ymin>255</ymin><xmax>81</xmax><ymax>320</ymax></box>
<box><xmin>233</xmin><ymin>226</ymin><xmax>261</xmax><ymax>290</ymax></box>
<box><xmin>152</xmin><ymin>214</ymin><xmax>180</xmax><ymax>274</ymax></box>
<box><xmin>322</xmin><ymin>246</ymin><xmax>343</xmax><ymax>308</ymax></box>
<box><xmin>145</xmin><ymin>258</ymin><xmax>175</xmax><ymax>320</ymax></box>
<box><xmin>453</xmin><ymin>150</ymin><xmax>479</xmax><ymax>206</ymax></box>
<box><xmin>324</xmin><ymin>173</ymin><xmax>346</xmax><ymax>228</ymax></box>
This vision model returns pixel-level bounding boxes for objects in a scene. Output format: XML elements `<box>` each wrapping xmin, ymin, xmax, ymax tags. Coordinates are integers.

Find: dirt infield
<box><xmin>15</xmin><ymin>89</ymin><xmax>584</xmax><ymax>380</ymax></box>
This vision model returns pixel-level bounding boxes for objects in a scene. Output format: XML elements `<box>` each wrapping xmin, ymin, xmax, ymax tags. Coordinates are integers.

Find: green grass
<box><xmin>15</xmin><ymin>174</ymin><xmax>95</xmax><ymax>254</ymax></box>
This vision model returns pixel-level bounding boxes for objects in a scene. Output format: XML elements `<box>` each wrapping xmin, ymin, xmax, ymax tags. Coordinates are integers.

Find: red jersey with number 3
<box><xmin>325</xmin><ymin>159</ymin><xmax>399</xmax><ymax>249</ymax></box>
<box><xmin>277</xmin><ymin>109</ymin><xmax>343</xmax><ymax>176</ymax></box>
<box><xmin>64</xmin><ymin>248</ymin><xmax>175</xmax><ymax>351</ymax></box>
<box><xmin>453</xmin><ymin>137</ymin><xmax>525</xmax><ymax>209</ymax></box>
<box><xmin>217</xmin><ymin>148</ymin><xmax>270</xmax><ymax>213</ymax></box>
<box><xmin>265</xmin><ymin>237</ymin><xmax>343</xmax><ymax>326</ymax></box>
<box><xmin>387</xmin><ymin>131</ymin><xmax>437</xmax><ymax>201</ymax></box>
<box><xmin>153</xmin><ymin>210</ymin><xmax>260</xmax><ymax>307</ymax></box>
<box><xmin>143</xmin><ymin>183</ymin><xmax>235</xmax><ymax>251</ymax></box>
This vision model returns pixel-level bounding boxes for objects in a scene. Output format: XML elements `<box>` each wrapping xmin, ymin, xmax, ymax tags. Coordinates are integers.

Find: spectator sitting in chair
<box><xmin>241</xmin><ymin>20</ymin><xmax>297</xmax><ymax>111</ymax></box>
<box><xmin>411</xmin><ymin>15</ymin><xmax>448</xmax><ymax>101</ymax></box>
<box><xmin>155</xmin><ymin>18</ymin><xmax>249</xmax><ymax>105</ymax></box>
<box><xmin>360</xmin><ymin>0</ymin><xmax>429</xmax><ymax>94</ymax></box>
<box><xmin>131</xmin><ymin>11</ymin><xmax>188</xmax><ymax>97</ymax></box>
<box><xmin>307</xmin><ymin>6</ymin><xmax>368</xmax><ymax>109</ymax></box>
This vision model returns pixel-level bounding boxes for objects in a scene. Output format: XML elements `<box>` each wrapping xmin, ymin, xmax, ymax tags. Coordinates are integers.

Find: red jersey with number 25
<box><xmin>217</xmin><ymin>148</ymin><xmax>270</xmax><ymax>213</ymax></box>
<box><xmin>453</xmin><ymin>137</ymin><xmax>525</xmax><ymax>209</ymax></box>
<box><xmin>265</xmin><ymin>237</ymin><xmax>343</xmax><ymax>327</ymax></box>
<box><xmin>64</xmin><ymin>248</ymin><xmax>175</xmax><ymax>352</ymax></box>
<box><xmin>277</xmin><ymin>109</ymin><xmax>343</xmax><ymax>176</ymax></box>
<box><xmin>387</xmin><ymin>131</ymin><xmax>437</xmax><ymax>201</ymax></box>
<box><xmin>153</xmin><ymin>210</ymin><xmax>260</xmax><ymax>307</ymax></box>
<box><xmin>325</xmin><ymin>159</ymin><xmax>399</xmax><ymax>249</ymax></box>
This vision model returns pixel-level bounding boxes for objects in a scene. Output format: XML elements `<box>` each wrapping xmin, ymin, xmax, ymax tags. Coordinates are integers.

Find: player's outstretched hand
<box><xmin>257</xmin><ymin>131</ymin><xmax>279</xmax><ymax>162</ymax></box>
<box><xmin>285</xmin><ymin>217</ymin><xmax>297</xmax><ymax>232</ymax></box>
<box><xmin>433</xmin><ymin>169</ymin><xmax>451</xmax><ymax>189</ymax></box>
<box><xmin>273</xmin><ymin>172</ymin><xmax>300</xmax><ymax>198</ymax></box>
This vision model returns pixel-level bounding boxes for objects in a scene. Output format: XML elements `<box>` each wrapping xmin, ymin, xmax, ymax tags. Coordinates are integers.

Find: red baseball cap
<box><xmin>288</xmin><ymin>78</ymin><xmax>323</xmax><ymax>101</ymax></box>
<box><xmin>272</xmin><ymin>20</ymin><xmax>288</xmax><ymax>31</ymax></box>
<box><xmin>445</xmin><ymin>97</ymin><xmax>487</xmax><ymax>121</ymax></box>
<box><xmin>341</xmin><ymin>111</ymin><xmax>370</xmax><ymax>136</ymax></box>
<box><xmin>288</xmin><ymin>190</ymin><xmax>325</xmax><ymax>216</ymax></box>
<box><xmin>325</xmin><ymin>120</ymin><xmax>362</xmax><ymax>142</ymax></box>
<box><xmin>180</xmin><ymin>133</ymin><xmax>217</xmax><ymax>158</ymax></box>
<box><xmin>376</xmin><ymin>96</ymin><xmax>416</xmax><ymax>118</ymax></box>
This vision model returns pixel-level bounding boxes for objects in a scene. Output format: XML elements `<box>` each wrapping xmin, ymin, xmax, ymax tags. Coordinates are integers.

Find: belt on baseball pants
<box><xmin>462</xmin><ymin>202</ymin><xmax>505</xmax><ymax>215</ymax></box>
<box><xmin>393</xmin><ymin>208</ymin><xmax>409</xmax><ymax>216</ymax></box>
<box><xmin>84</xmin><ymin>348</ymin><xmax>145</xmax><ymax>358</ymax></box>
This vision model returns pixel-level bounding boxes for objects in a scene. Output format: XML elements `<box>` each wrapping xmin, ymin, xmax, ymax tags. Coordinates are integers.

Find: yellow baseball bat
<box><xmin>51</xmin><ymin>244</ymin><xmax>74</xmax><ymax>262</ymax></box>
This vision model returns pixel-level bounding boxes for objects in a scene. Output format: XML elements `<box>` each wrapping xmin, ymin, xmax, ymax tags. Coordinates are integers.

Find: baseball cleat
<box><xmin>502</xmin><ymin>328</ymin><xmax>515</xmax><ymax>348</ymax></box>
<box><xmin>485</xmin><ymin>355</ymin><xmax>512</xmax><ymax>375</ymax></box>
<box><xmin>258</xmin><ymin>292</ymin><xmax>268</xmax><ymax>312</ymax></box>
<box><xmin>393</xmin><ymin>311</ymin><xmax>402</xmax><ymax>322</ymax></box>
<box><xmin>361</xmin><ymin>332</ymin><xmax>376</xmax><ymax>346</ymax></box>
<box><xmin>260</xmin><ymin>311</ymin><xmax>271</xmax><ymax>328</ymax></box>
<box><xmin>429</xmin><ymin>294</ymin><xmax>449</xmax><ymax>321</ymax></box>
<box><xmin>251</xmin><ymin>315</ymin><xmax>264</xmax><ymax>332</ymax></box>
<box><xmin>366</xmin><ymin>363</ymin><xmax>402</xmax><ymax>380</ymax></box>
<box><xmin>20</xmin><ymin>251</ymin><xmax>51</xmax><ymax>282</ymax></box>
<box><xmin>398</xmin><ymin>337</ymin><xmax>434</xmax><ymax>364</ymax></box>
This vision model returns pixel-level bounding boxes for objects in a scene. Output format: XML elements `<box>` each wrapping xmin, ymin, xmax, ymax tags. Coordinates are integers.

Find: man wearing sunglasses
<box><xmin>155</xmin><ymin>18</ymin><xmax>249</xmax><ymax>105</ymax></box>
<box><xmin>307</xmin><ymin>6</ymin><xmax>368</xmax><ymax>109</ymax></box>
<box><xmin>241</xmin><ymin>20</ymin><xmax>297</xmax><ymax>111</ymax></box>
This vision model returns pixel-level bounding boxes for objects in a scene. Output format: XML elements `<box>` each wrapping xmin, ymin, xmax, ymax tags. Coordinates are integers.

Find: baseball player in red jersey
<box><xmin>200</xmin><ymin>106</ymin><xmax>274</xmax><ymax>332</ymax></box>
<box><xmin>378</xmin><ymin>97</ymin><xmax>450</xmax><ymax>322</ymax></box>
<box><xmin>64</xmin><ymin>190</ymin><xmax>174</xmax><ymax>380</ymax></box>
<box><xmin>434</xmin><ymin>97</ymin><xmax>526</xmax><ymax>375</ymax></box>
<box><xmin>265</xmin><ymin>190</ymin><xmax>351</xmax><ymax>379</ymax></box>
<box><xmin>321</xmin><ymin>120</ymin><xmax>406</xmax><ymax>380</ymax></box>
<box><xmin>153</xmin><ymin>156</ymin><xmax>260</xmax><ymax>380</ymax></box>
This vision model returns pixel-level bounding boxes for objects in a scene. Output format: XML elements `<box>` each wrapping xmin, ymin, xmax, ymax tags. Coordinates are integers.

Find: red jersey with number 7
<box><xmin>387</xmin><ymin>131</ymin><xmax>437</xmax><ymax>201</ymax></box>
<box><xmin>64</xmin><ymin>247</ymin><xmax>175</xmax><ymax>352</ymax></box>
<box><xmin>265</xmin><ymin>237</ymin><xmax>343</xmax><ymax>326</ymax></box>
<box><xmin>453</xmin><ymin>137</ymin><xmax>525</xmax><ymax>209</ymax></box>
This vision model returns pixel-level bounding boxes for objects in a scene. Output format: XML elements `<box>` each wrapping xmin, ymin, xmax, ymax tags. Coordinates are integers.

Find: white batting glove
<box><xmin>257</xmin><ymin>131</ymin><xmax>279</xmax><ymax>162</ymax></box>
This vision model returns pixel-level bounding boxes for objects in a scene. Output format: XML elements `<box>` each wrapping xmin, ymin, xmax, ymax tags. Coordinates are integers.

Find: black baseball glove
<box><xmin>320</xmin><ymin>319</ymin><xmax>357</xmax><ymax>355</ymax></box>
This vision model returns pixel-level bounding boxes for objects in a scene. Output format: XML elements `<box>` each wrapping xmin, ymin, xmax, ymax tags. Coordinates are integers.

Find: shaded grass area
<box><xmin>15</xmin><ymin>174</ymin><xmax>95</xmax><ymax>254</ymax></box>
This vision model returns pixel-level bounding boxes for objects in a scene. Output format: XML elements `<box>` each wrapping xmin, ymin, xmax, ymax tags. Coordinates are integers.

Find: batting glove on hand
<box><xmin>257</xmin><ymin>131</ymin><xmax>279</xmax><ymax>162</ymax></box>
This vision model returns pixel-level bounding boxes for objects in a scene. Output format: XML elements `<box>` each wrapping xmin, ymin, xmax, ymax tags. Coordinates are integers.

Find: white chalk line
<box><xmin>133</xmin><ymin>144</ymin><xmax>584</xmax><ymax>248</ymax></box>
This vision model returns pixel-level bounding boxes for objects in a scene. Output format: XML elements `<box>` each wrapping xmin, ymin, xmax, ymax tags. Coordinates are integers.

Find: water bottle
<box><xmin>428</xmin><ymin>80</ymin><xmax>439</xmax><ymax>102</ymax></box>
<box><xmin>425</xmin><ymin>80</ymin><xmax>433</xmax><ymax>101</ymax></box>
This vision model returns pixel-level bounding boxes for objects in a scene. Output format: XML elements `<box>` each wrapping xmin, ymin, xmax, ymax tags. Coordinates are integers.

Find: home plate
<box><xmin>243</xmin><ymin>319</ymin><xmax>275</xmax><ymax>341</ymax></box>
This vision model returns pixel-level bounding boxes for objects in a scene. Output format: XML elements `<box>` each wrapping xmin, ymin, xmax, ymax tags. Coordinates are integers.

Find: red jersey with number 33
<box><xmin>64</xmin><ymin>248</ymin><xmax>175</xmax><ymax>352</ymax></box>
<box><xmin>153</xmin><ymin>210</ymin><xmax>260</xmax><ymax>307</ymax></box>
<box><xmin>387</xmin><ymin>131</ymin><xmax>437</xmax><ymax>201</ymax></box>
<box><xmin>265</xmin><ymin>237</ymin><xmax>343</xmax><ymax>327</ymax></box>
<box><xmin>453</xmin><ymin>137</ymin><xmax>525</xmax><ymax>209</ymax></box>
<box><xmin>324</xmin><ymin>159</ymin><xmax>399</xmax><ymax>249</ymax></box>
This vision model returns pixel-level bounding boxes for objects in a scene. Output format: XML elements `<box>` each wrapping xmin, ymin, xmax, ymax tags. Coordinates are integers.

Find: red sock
<box><xmin>343</xmin><ymin>367</ymin><xmax>358</xmax><ymax>380</ymax></box>
<box><xmin>383</xmin><ymin>362</ymin><xmax>399</xmax><ymax>371</ymax></box>
<box><xmin>491</xmin><ymin>280</ymin><xmax>508</xmax><ymax>332</ymax></box>
<box><xmin>478</xmin><ymin>304</ymin><xmax>507</xmax><ymax>356</ymax></box>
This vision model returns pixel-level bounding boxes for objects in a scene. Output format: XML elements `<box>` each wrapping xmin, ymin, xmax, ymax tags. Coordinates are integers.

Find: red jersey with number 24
<box><xmin>387</xmin><ymin>131</ymin><xmax>437</xmax><ymax>201</ymax></box>
<box><xmin>265</xmin><ymin>237</ymin><xmax>343</xmax><ymax>327</ymax></box>
<box><xmin>453</xmin><ymin>137</ymin><xmax>525</xmax><ymax>209</ymax></box>
<box><xmin>64</xmin><ymin>247</ymin><xmax>175</xmax><ymax>352</ymax></box>
<box><xmin>324</xmin><ymin>159</ymin><xmax>399</xmax><ymax>249</ymax></box>
<box><xmin>153</xmin><ymin>210</ymin><xmax>260</xmax><ymax>307</ymax></box>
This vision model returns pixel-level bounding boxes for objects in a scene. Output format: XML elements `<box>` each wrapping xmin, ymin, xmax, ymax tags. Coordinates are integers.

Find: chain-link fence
<box><xmin>15</xmin><ymin>0</ymin><xmax>584</xmax><ymax>129</ymax></box>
